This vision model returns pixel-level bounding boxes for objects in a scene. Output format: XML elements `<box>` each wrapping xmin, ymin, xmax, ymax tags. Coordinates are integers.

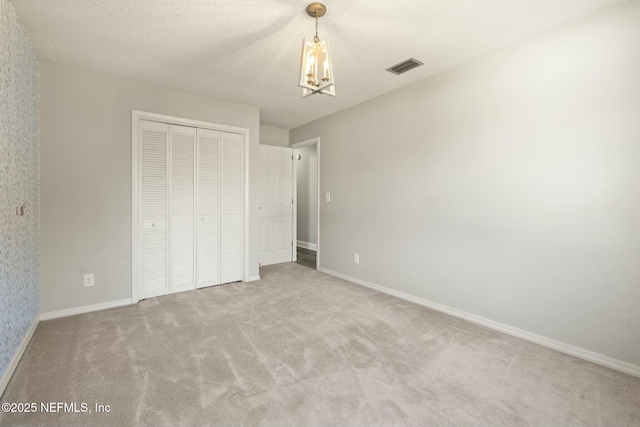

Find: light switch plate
<box><xmin>326</xmin><ymin>192</ymin><xmax>331</xmax><ymax>202</ymax></box>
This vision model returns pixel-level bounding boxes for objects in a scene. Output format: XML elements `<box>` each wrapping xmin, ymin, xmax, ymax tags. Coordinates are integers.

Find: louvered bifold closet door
<box><xmin>170</xmin><ymin>125</ymin><xmax>196</xmax><ymax>294</ymax></box>
<box><xmin>221</xmin><ymin>132</ymin><xmax>243</xmax><ymax>284</ymax></box>
<box><xmin>140</xmin><ymin>120</ymin><xmax>169</xmax><ymax>299</ymax></box>
<box><xmin>197</xmin><ymin>128</ymin><xmax>221</xmax><ymax>288</ymax></box>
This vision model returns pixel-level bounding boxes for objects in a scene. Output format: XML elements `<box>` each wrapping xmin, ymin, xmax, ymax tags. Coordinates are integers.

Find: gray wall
<box><xmin>260</xmin><ymin>125</ymin><xmax>289</xmax><ymax>147</ymax></box>
<box><xmin>291</xmin><ymin>0</ymin><xmax>640</xmax><ymax>366</ymax></box>
<box><xmin>0</xmin><ymin>0</ymin><xmax>39</xmax><ymax>379</ymax></box>
<box><xmin>39</xmin><ymin>62</ymin><xmax>260</xmax><ymax>313</ymax></box>
<box><xmin>295</xmin><ymin>145</ymin><xmax>318</xmax><ymax>246</ymax></box>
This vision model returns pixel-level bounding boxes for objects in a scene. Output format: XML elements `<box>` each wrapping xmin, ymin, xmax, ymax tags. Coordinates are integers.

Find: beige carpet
<box><xmin>1</xmin><ymin>263</ymin><xmax>639</xmax><ymax>426</ymax></box>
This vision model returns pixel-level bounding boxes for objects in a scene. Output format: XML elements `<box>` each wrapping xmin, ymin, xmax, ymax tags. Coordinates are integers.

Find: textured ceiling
<box><xmin>13</xmin><ymin>0</ymin><xmax>625</xmax><ymax>129</ymax></box>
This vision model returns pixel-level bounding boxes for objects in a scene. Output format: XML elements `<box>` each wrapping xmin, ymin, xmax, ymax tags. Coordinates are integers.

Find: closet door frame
<box><xmin>132</xmin><ymin>110</ymin><xmax>250</xmax><ymax>304</ymax></box>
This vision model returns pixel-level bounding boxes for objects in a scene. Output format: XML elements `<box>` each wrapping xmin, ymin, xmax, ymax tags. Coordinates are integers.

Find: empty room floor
<box><xmin>1</xmin><ymin>263</ymin><xmax>639</xmax><ymax>427</ymax></box>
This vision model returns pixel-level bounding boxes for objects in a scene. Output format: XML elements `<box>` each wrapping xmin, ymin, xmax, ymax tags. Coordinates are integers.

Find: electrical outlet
<box><xmin>83</xmin><ymin>273</ymin><xmax>94</xmax><ymax>287</ymax></box>
<box><xmin>353</xmin><ymin>253</ymin><xmax>359</xmax><ymax>264</ymax></box>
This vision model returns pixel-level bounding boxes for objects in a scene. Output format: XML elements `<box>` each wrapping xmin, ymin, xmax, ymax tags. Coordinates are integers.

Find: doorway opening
<box><xmin>291</xmin><ymin>137</ymin><xmax>320</xmax><ymax>270</ymax></box>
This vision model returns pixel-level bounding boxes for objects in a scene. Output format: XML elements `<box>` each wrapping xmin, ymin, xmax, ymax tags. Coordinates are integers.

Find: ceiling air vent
<box><xmin>386</xmin><ymin>58</ymin><xmax>424</xmax><ymax>75</ymax></box>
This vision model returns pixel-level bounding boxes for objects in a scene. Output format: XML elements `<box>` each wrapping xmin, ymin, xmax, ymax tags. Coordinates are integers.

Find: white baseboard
<box><xmin>297</xmin><ymin>241</ymin><xmax>317</xmax><ymax>251</ymax></box>
<box><xmin>1</xmin><ymin>315</ymin><xmax>39</xmax><ymax>398</ymax></box>
<box><xmin>245</xmin><ymin>275</ymin><xmax>261</xmax><ymax>282</ymax></box>
<box><xmin>318</xmin><ymin>267</ymin><xmax>640</xmax><ymax>378</ymax></box>
<box><xmin>40</xmin><ymin>299</ymin><xmax>132</xmax><ymax>321</ymax></box>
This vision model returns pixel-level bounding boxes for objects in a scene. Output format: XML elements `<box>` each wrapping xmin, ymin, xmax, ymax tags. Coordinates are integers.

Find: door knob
<box><xmin>152</xmin><ymin>223</ymin><xmax>157</xmax><ymax>227</ymax></box>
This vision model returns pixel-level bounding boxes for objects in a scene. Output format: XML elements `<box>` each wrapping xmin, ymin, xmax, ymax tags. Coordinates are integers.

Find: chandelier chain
<box><xmin>314</xmin><ymin>13</ymin><xmax>320</xmax><ymax>43</ymax></box>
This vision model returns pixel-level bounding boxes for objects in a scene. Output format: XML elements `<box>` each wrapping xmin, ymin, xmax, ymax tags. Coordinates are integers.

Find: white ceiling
<box><xmin>13</xmin><ymin>0</ymin><xmax>625</xmax><ymax>129</ymax></box>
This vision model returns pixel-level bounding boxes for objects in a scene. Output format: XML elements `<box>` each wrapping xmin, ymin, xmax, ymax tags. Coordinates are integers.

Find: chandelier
<box><xmin>299</xmin><ymin>3</ymin><xmax>335</xmax><ymax>97</ymax></box>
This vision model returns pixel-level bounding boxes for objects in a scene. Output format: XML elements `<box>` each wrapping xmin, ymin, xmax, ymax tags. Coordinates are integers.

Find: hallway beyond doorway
<box><xmin>296</xmin><ymin>247</ymin><xmax>316</xmax><ymax>270</ymax></box>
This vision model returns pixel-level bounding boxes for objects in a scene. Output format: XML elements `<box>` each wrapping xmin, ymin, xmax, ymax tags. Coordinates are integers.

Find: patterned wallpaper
<box><xmin>0</xmin><ymin>0</ymin><xmax>39</xmax><ymax>380</ymax></box>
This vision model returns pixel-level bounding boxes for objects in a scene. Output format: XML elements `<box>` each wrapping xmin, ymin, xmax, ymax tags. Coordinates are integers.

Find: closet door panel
<box><xmin>197</xmin><ymin>128</ymin><xmax>221</xmax><ymax>288</ymax></box>
<box><xmin>221</xmin><ymin>132</ymin><xmax>243</xmax><ymax>284</ymax></box>
<box><xmin>140</xmin><ymin>120</ymin><xmax>168</xmax><ymax>299</ymax></box>
<box><xmin>170</xmin><ymin>124</ymin><xmax>196</xmax><ymax>293</ymax></box>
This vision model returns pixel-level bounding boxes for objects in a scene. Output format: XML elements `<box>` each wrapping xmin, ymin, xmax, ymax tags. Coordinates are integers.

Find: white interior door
<box><xmin>197</xmin><ymin>128</ymin><xmax>221</xmax><ymax>288</ymax></box>
<box><xmin>169</xmin><ymin>124</ymin><xmax>196</xmax><ymax>294</ymax></box>
<box><xmin>140</xmin><ymin>120</ymin><xmax>169</xmax><ymax>299</ymax></box>
<box><xmin>258</xmin><ymin>145</ymin><xmax>293</xmax><ymax>266</ymax></box>
<box><xmin>134</xmin><ymin>112</ymin><xmax>247</xmax><ymax>302</ymax></box>
<box><xmin>221</xmin><ymin>132</ymin><xmax>244</xmax><ymax>284</ymax></box>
